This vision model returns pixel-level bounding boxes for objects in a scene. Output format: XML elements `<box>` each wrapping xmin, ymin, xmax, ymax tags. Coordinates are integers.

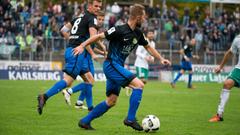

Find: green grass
<box><xmin>0</xmin><ymin>80</ymin><xmax>240</xmax><ymax>135</ymax></box>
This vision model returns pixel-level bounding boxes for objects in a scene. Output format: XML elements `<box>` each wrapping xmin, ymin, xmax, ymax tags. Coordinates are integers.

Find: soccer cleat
<box><xmin>170</xmin><ymin>82</ymin><xmax>176</xmax><ymax>88</ymax></box>
<box><xmin>62</xmin><ymin>89</ymin><xmax>71</xmax><ymax>105</ymax></box>
<box><xmin>75</xmin><ymin>103</ymin><xmax>88</xmax><ymax>110</ymax></box>
<box><xmin>209</xmin><ymin>114</ymin><xmax>223</xmax><ymax>122</ymax></box>
<box><xmin>37</xmin><ymin>94</ymin><xmax>46</xmax><ymax>115</ymax></box>
<box><xmin>187</xmin><ymin>85</ymin><xmax>196</xmax><ymax>89</ymax></box>
<box><xmin>123</xmin><ymin>118</ymin><xmax>143</xmax><ymax>131</ymax></box>
<box><xmin>78</xmin><ymin>120</ymin><xmax>95</xmax><ymax>130</ymax></box>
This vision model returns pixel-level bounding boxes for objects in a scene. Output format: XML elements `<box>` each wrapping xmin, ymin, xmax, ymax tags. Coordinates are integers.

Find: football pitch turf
<box><xmin>0</xmin><ymin>80</ymin><xmax>239</xmax><ymax>135</ymax></box>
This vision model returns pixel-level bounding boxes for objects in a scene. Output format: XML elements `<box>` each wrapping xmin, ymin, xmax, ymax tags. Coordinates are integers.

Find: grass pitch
<box><xmin>0</xmin><ymin>80</ymin><xmax>239</xmax><ymax>135</ymax></box>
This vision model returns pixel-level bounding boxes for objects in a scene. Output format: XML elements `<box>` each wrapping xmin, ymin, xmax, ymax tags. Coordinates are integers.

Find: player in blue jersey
<box><xmin>171</xmin><ymin>39</ymin><xmax>199</xmax><ymax>89</ymax></box>
<box><xmin>62</xmin><ymin>11</ymin><xmax>106</xmax><ymax>110</ymax></box>
<box><xmin>37</xmin><ymin>0</ymin><xmax>102</xmax><ymax>115</ymax></box>
<box><xmin>73</xmin><ymin>4</ymin><xmax>171</xmax><ymax>131</ymax></box>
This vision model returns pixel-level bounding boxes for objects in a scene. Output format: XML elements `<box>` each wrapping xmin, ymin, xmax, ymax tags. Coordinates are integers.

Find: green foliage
<box><xmin>0</xmin><ymin>80</ymin><xmax>240</xmax><ymax>135</ymax></box>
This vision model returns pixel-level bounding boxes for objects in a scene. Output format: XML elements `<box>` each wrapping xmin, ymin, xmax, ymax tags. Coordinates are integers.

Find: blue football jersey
<box><xmin>104</xmin><ymin>24</ymin><xmax>148</xmax><ymax>66</ymax></box>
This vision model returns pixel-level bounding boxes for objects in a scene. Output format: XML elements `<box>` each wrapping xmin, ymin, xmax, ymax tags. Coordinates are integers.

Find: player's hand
<box><xmin>214</xmin><ymin>66</ymin><xmax>222</xmax><ymax>74</ymax></box>
<box><xmin>104</xmin><ymin>51</ymin><xmax>108</xmax><ymax>59</ymax></box>
<box><xmin>193</xmin><ymin>55</ymin><xmax>200</xmax><ymax>60</ymax></box>
<box><xmin>160</xmin><ymin>59</ymin><xmax>171</xmax><ymax>66</ymax></box>
<box><xmin>73</xmin><ymin>45</ymin><xmax>84</xmax><ymax>56</ymax></box>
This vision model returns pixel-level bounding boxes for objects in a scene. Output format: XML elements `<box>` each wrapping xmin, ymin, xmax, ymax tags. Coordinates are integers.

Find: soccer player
<box><xmin>134</xmin><ymin>30</ymin><xmax>155</xmax><ymax>84</ymax></box>
<box><xmin>209</xmin><ymin>34</ymin><xmax>240</xmax><ymax>122</ymax></box>
<box><xmin>37</xmin><ymin>0</ymin><xmax>102</xmax><ymax>115</ymax></box>
<box><xmin>125</xmin><ymin>30</ymin><xmax>155</xmax><ymax>96</ymax></box>
<box><xmin>170</xmin><ymin>38</ymin><xmax>199</xmax><ymax>89</ymax></box>
<box><xmin>62</xmin><ymin>11</ymin><xmax>106</xmax><ymax>110</ymax></box>
<box><xmin>73</xmin><ymin>4</ymin><xmax>171</xmax><ymax>130</ymax></box>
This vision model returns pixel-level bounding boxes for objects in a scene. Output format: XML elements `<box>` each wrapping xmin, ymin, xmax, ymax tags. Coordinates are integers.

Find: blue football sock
<box><xmin>81</xmin><ymin>101</ymin><xmax>110</xmax><ymax>124</ymax></box>
<box><xmin>173</xmin><ymin>72</ymin><xmax>182</xmax><ymax>84</ymax></box>
<box><xmin>71</xmin><ymin>83</ymin><xmax>86</xmax><ymax>94</ymax></box>
<box><xmin>45</xmin><ymin>80</ymin><xmax>67</xmax><ymax>99</ymax></box>
<box><xmin>188</xmin><ymin>73</ymin><xmax>192</xmax><ymax>87</ymax></box>
<box><xmin>85</xmin><ymin>83</ymin><xmax>93</xmax><ymax>110</ymax></box>
<box><xmin>127</xmin><ymin>89</ymin><xmax>143</xmax><ymax>121</ymax></box>
<box><xmin>78</xmin><ymin>90</ymin><xmax>86</xmax><ymax>101</ymax></box>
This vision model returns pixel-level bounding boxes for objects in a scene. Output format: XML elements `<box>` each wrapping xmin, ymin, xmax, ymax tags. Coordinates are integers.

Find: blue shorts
<box><xmin>180</xmin><ymin>61</ymin><xmax>192</xmax><ymax>71</ymax></box>
<box><xmin>80</xmin><ymin>55</ymin><xmax>95</xmax><ymax>76</ymax></box>
<box><xmin>103</xmin><ymin>60</ymin><xmax>136</xmax><ymax>96</ymax></box>
<box><xmin>63</xmin><ymin>47</ymin><xmax>85</xmax><ymax>79</ymax></box>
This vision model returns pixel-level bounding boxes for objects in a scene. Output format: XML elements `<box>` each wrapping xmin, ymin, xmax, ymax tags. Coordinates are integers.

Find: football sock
<box><xmin>85</xmin><ymin>83</ymin><xmax>93</xmax><ymax>109</ymax></box>
<box><xmin>127</xmin><ymin>89</ymin><xmax>143</xmax><ymax>121</ymax></box>
<box><xmin>188</xmin><ymin>73</ymin><xmax>192</xmax><ymax>87</ymax></box>
<box><xmin>81</xmin><ymin>101</ymin><xmax>110</xmax><ymax>124</ymax></box>
<box><xmin>173</xmin><ymin>72</ymin><xmax>182</xmax><ymax>84</ymax></box>
<box><xmin>217</xmin><ymin>89</ymin><xmax>230</xmax><ymax>117</ymax></box>
<box><xmin>45</xmin><ymin>80</ymin><xmax>67</xmax><ymax>99</ymax></box>
<box><xmin>68</xmin><ymin>83</ymin><xmax>86</xmax><ymax>94</ymax></box>
<box><xmin>78</xmin><ymin>90</ymin><xmax>86</xmax><ymax>101</ymax></box>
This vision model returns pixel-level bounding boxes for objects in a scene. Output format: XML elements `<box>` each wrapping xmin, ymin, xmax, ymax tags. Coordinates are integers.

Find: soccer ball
<box><xmin>142</xmin><ymin>115</ymin><xmax>160</xmax><ymax>132</ymax></box>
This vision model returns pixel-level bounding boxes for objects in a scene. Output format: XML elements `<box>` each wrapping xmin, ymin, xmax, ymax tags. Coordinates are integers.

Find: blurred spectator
<box><xmin>111</xmin><ymin>2</ymin><xmax>121</xmax><ymax>19</ymax></box>
<box><xmin>194</xmin><ymin>29</ymin><xmax>203</xmax><ymax>53</ymax></box>
<box><xmin>6</xmin><ymin>31</ymin><xmax>15</xmax><ymax>45</ymax></box>
<box><xmin>183</xmin><ymin>7</ymin><xmax>190</xmax><ymax>27</ymax></box>
<box><xmin>154</xmin><ymin>4</ymin><xmax>161</xmax><ymax>18</ymax></box>
<box><xmin>41</xmin><ymin>12</ymin><xmax>49</xmax><ymax>28</ymax></box>
<box><xmin>194</xmin><ymin>6</ymin><xmax>201</xmax><ymax>22</ymax></box>
<box><xmin>146</xmin><ymin>5</ymin><xmax>154</xmax><ymax>18</ymax></box>
<box><xmin>16</xmin><ymin>32</ymin><xmax>26</xmax><ymax>51</ymax></box>
<box><xmin>233</xmin><ymin>7</ymin><xmax>240</xmax><ymax>20</ymax></box>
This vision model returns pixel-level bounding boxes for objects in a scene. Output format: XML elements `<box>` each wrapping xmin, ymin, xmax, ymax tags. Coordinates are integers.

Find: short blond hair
<box><xmin>129</xmin><ymin>4</ymin><xmax>145</xmax><ymax>18</ymax></box>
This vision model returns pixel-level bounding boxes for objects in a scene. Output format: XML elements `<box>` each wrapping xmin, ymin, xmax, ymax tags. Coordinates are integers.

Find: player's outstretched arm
<box><xmin>73</xmin><ymin>33</ymin><xmax>105</xmax><ymax>55</ymax></box>
<box><xmin>215</xmin><ymin>49</ymin><xmax>232</xmax><ymax>74</ymax></box>
<box><xmin>144</xmin><ymin>45</ymin><xmax>171</xmax><ymax>65</ymax></box>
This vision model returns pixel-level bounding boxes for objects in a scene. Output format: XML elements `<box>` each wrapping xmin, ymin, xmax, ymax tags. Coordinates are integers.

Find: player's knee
<box><xmin>106</xmin><ymin>94</ymin><xmax>118</xmax><ymax>107</ymax></box>
<box><xmin>223</xmin><ymin>80</ymin><xmax>234</xmax><ymax>89</ymax></box>
<box><xmin>180</xmin><ymin>70</ymin><xmax>185</xmax><ymax>74</ymax></box>
<box><xmin>63</xmin><ymin>79</ymin><xmax>73</xmax><ymax>87</ymax></box>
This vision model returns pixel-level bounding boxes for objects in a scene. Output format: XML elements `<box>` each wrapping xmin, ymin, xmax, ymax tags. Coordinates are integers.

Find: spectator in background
<box><xmin>41</xmin><ymin>12</ymin><xmax>49</xmax><ymax>29</ymax></box>
<box><xmin>154</xmin><ymin>4</ymin><xmax>161</xmax><ymax>18</ymax></box>
<box><xmin>146</xmin><ymin>5</ymin><xmax>154</xmax><ymax>18</ymax></box>
<box><xmin>16</xmin><ymin>32</ymin><xmax>26</xmax><ymax>52</ymax></box>
<box><xmin>194</xmin><ymin>6</ymin><xmax>201</xmax><ymax>23</ymax></box>
<box><xmin>164</xmin><ymin>20</ymin><xmax>173</xmax><ymax>48</ymax></box>
<box><xmin>183</xmin><ymin>7</ymin><xmax>190</xmax><ymax>27</ymax></box>
<box><xmin>31</xmin><ymin>35</ymin><xmax>38</xmax><ymax>60</ymax></box>
<box><xmin>214</xmin><ymin>6</ymin><xmax>221</xmax><ymax>18</ymax></box>
<box><xmin>6</xmin><ymin>31</ymin><xmax>15</xmax><ymax>45</ymax></box>
<box><xmin>194</xmin><ymin>29</ymin><xmax>203</xmax><ymax>54</ymax></box>
<box><xmin>111</xmin><ymin>2</ymin><xmax>121</xmax><ymax>19</ymax></box>
<box><xmin>233</xmin><ymin>7</ymin><xmax>240</xmax><ymax>20</ymax></box>
<box><xmin>162</xmin><ymin>4</ymin><xmax>168</xmax><ymax>22</ymax></box>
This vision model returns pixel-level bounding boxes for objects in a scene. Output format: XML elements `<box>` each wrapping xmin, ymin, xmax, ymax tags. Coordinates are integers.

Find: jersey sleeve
<box><xmin>104</xmin><ymin>27</ymin><xmax>119</xmax><ymax>41</ymax></box>
<box><xmin>230</xmin><ymin>36</ymin><xmax>240</xmax><ymax>54</ymax></box>
<box><xmin>88</xmin><ymin>16</ymin><xmax>98</xmax><ymax>29</ymax></box>
<box><xmin>138</xmin><ymin>33</ymin><xmax>148</xmax><ymax>46</ymax></box>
